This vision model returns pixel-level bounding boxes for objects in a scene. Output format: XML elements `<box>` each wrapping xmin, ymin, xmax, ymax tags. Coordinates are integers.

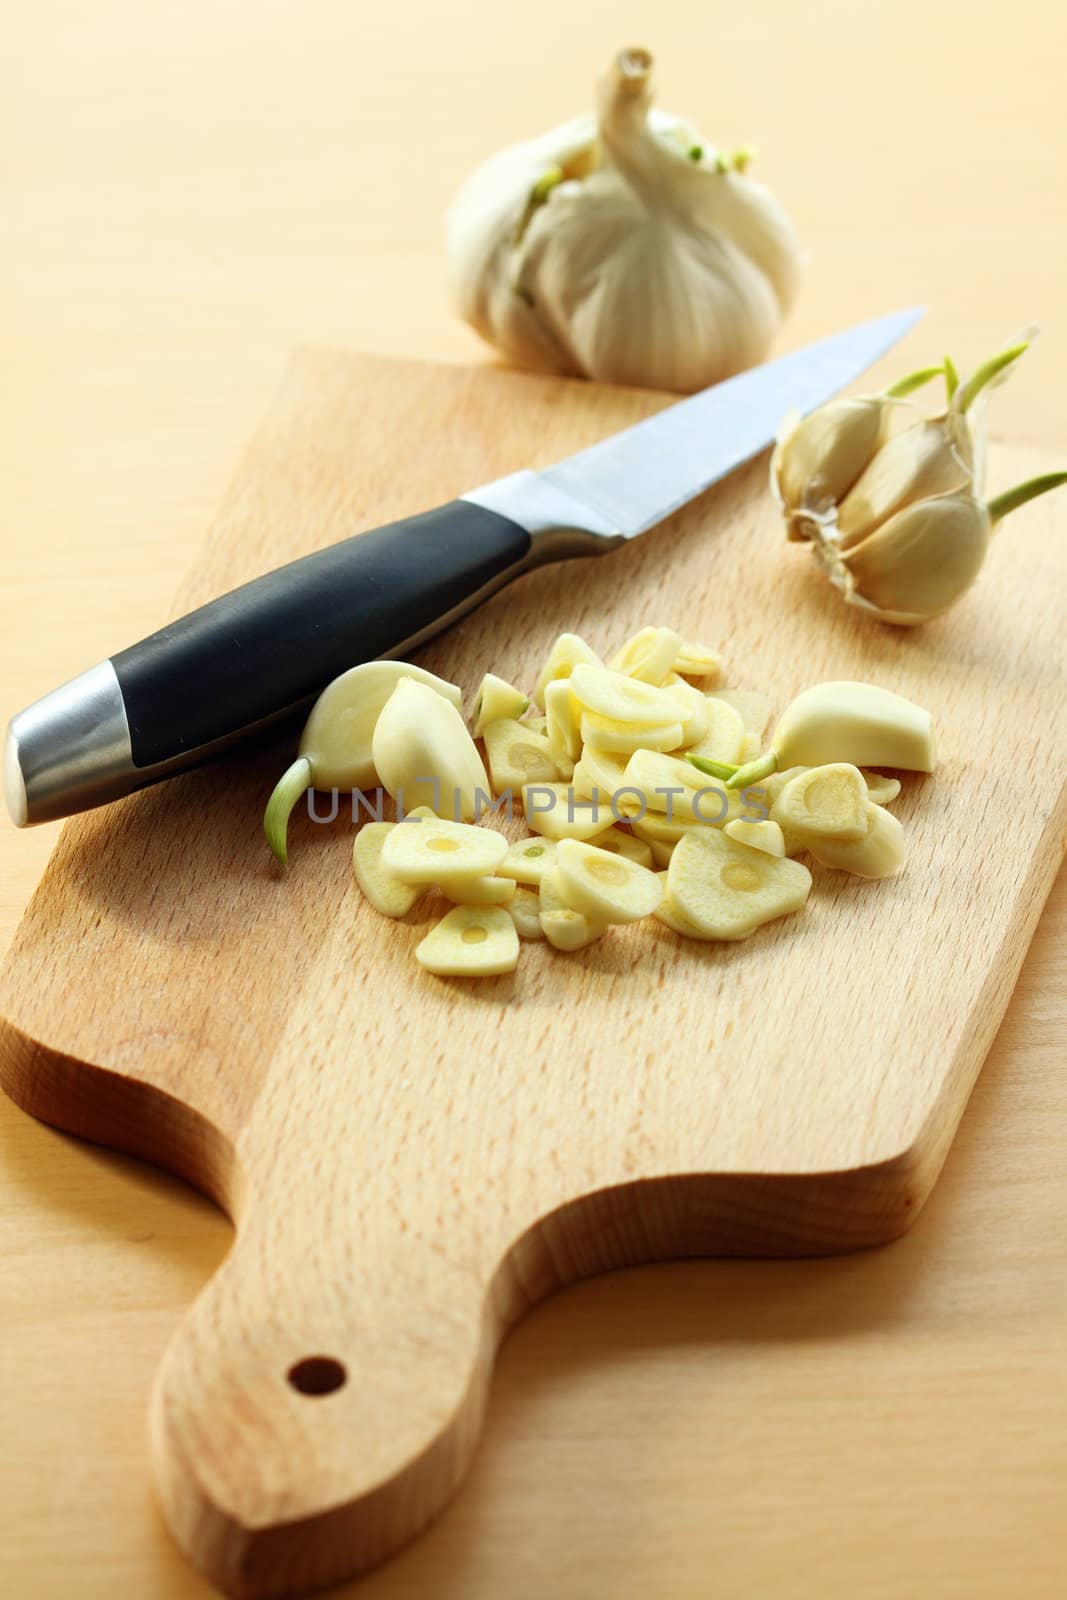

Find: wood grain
<box><xmin>2</xmin><ymin>4</ymin><xmax>1066</xmax><ymax>1598</ymax></box>
<box><xmin>1</xmin><ymin>350</ymin><xmax>1064</xmax><ymax>1596</ymax></box>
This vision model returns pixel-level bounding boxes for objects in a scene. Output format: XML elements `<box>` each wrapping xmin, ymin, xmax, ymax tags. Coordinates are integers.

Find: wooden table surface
<box><xmin>1</xmin><ymin>4</ymin><xmax>1064</xmax><ymax>1596</ymax></box>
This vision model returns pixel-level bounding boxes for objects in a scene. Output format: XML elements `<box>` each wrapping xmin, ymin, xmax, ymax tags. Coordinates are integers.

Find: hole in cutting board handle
<box><xmin>287</xmin><ymin>1356</ymin><xmax>347</xmax><ymax>1397</ymax></box>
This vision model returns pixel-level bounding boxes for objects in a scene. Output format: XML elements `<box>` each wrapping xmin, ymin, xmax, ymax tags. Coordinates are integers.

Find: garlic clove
<box><xmin>723</xmin><ymin>818</ymin><xmax>786</xmax><ymax>857</ymax></box>
<box><xmin>352</xmin><ymin>823</ymin><xmax>424</xmax><ymax>918</ymax></box>
<box><xmin>570</xmin><ymin>663</ymin><xmax>684</xmax><ymax>727</ymax></box>
<box><xmin>556</xmin><ymin>839</ymin><xmax>664</xmax><ymax>925</ymax></box>
<box><xmin>497</xmin><ymin>835</ymin><xmax>559</xmax><ymax>885</ymax></box>
<box><xmin>372</xmin><ymin>678</ymin><xmax>490</xmax><ymax>819</ymax></box>
<box><xmin>840</xmin><ymin>492</ymin><xmax>992</xmax><ymax>624</ymax></box>
<box><xmin>298</xmin><ymin>661</ymin><xmax>463</xmax><ymax>791</ymax></box>
<box><xmin>415</xmin><ymin>905</ymin><xmax>520</xmax><ymax>977</ymax></box>
<box><xmin>732</xmin><ymin>682</ymin><xmax>936</xmax><ymax>783</ymax></box>
<box><xmin>508</xmin><ymin>886</ymin><xmax>546</xmax><ymax>939</ymax></box>
<box><xmin>579</xmin><ymin>711</ymin><xmax>685</xmax><ymax>755</ymax></box>
<box><xmin>667</xmin><ymin>828</ymin><xmax>811</xmax><ymax>940</ymax></box>
<box><xmin>472</xmin><ymin>673</ymin><xmax>528</xmax><ymax>736</ymax></box>
<box><xmin>533</xmin><ymin>632</ymin><xmax>602</xmax><ymax>710</ymax></box>
<box><xmin>483</xmin><ymin>717</ymin><xmax>560</xmax><ymax>792</ymax></box>
<box><xmin>380</xmin><ymin>815</ymin><xmax>508</xmax><ymax>884</ymax></box>
<box><xmin>807</xmin><ymin>802</ymin><xmax>906</xmax><ymax>880</ymax></box>
<box><xmin>769</xmin><ymin>763</ymin><xmax>869</xmax><ymax>842</ymax></box>
<box><xmin>438</xmin><ymin>873</ymin><xmax>517</xmax><ymax>906</ymax></box>
<box><xmin>835</xmin><ymin>414</ymin><xmax>974</xmax><ymax>549</ymax></box>
<box><xmin>772</xmin><ymin>398</ymin><xmax>889</xmax><ymax>530</ymax></box>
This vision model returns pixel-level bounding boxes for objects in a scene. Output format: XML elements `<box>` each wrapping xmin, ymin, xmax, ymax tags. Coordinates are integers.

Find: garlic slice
<box><xmin>572</xmin><ymin>746</ymin><xmax>629</xmax><ymax>801</ymax></box>
<box><xmin>706</xmin><ymin>689</ymin><xmax>773</xmax><ymax>740</ymax></box>
<box><xmin>372</xmin><ymin>678</ymin><xmax>490</xmax><ymax>819</ymax></box>
<box><xmin>472</xmin><ymin>672</ymin><xmax>528</xmax><ymax>735</ymax></box>
<box><xmin>579</xmin><ymin>711</ymin><xmax>685</xmax><ymax>755</ymax></box>
<box><xmin>439</xmin><ymin>873</ymin><xmax>517</xmax><ymax>905</ymax></box>
<box><xmin>522</xmin><ymin>783</ymin><xmax>612</xmax><ymax>839</ymax></box>
<box><xmin>544</xmin><ymin>678</ymin><xmax>583</xmax><ymax>772</ymax></box>
<box><xmin>806</xmin><ymin>802</ymin><xmax>906</xmax><ymax>879</ymax></box>
<box><xmin>483</xmin><ymin>717</ymin><xmax>559</xmax><ymax>792</ymax></box>
<box><xmin>668</xmin><ymin>828</ymin><xmax>811</xmax><ymax>939</ymax></box>
<box><xmin>622</xmin><ymin>749</ymin><xmax>732</xmax><ymax>821</ymax></box>
<box><xmin>685</xmin><ymin>695</ymin><xmax>746</xmax><ymax>766</ymax></box>
<box><xmin>661</xmin><ymin>676</ymin><xmax>711</xmax><ymax>746</ymax></box>
<box><xmin>415</xmin><ymin>905</ymin><xmax>519</xmax><ymax>976</ymax></box>
<box><xmin>861</xmin><ymin>769</ymin><xmax>902</xmax><ymax>805</ymax></box>
<box><xmin>497</xmin><ymin>835</ymin><xmax>559</xmax><ymax>885</ymax></box>
<box><xmin>673</xmin><ymin>640</ymin><xmax>722</xmax><ymax>681</ymax></box>
<box><xmin>352</xmin><ymin>823</ymin><xmax>424</xmax><ymax>917</ymax></box>
<box><xmin>556</xmin><ymin>839</ymin><xmax>664</xmax><ymax>924</ymax></box>
<box><xmin>609</xmin><ymin>625</ymin><xmax>683</xmax><ymax>684</ymax></box>
<box><xmin>540</xmin><ymin>908</ymin><xmax>606</xmax><ymax>951</ymax></box>
<box><xmin>652</xmin><ymin>872</ymin><xmax>717</xmax><ymax>938</ymax></box>
<box><xmin>380</xmin><ymin>815</ymin><xmax>508</xmax><ymax>883</ymax></box>
<box><xmin>723</xmin><ymin>818</ymin><xmax>786</xmax><ymax>856</ymax></box>
<box><xmin>588</xmin><ymin>825</ymin><xmax>655</xmax><ymax>869</ymax></box>
<box><xmin>508</xmin><ymin>886</ymin><xmax>546</xmax><ymax>938</ymax></box>
<box><xmin>533</xmin><ymin>632</ymin><xmax>602</xmax><ymax>709</ymax></box>
<box><xmin>769</xmin><ymin>763</ymin><xmax>869</xmax><ymax>842</ymax></box>
<box><xmin>569</xmin><ymin>663</ymin><xmax>684</xmax><ymax>727</ymax></box>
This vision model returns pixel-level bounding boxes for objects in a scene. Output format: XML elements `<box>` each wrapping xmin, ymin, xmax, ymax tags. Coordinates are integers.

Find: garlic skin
<box><xmin>446</xmin><ymin>48</ymin><xmax>802</xmax><ymax>393</ymax></box>
<box><xmin>774</xmin><ymin>337</ymin><xmax>1067</xmax><ymax>625</ymax></box>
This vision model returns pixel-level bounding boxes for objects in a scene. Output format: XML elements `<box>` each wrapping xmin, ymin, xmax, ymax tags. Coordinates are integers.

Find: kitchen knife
<box><xmin>5</xmin><ymin>308</ymin><xmax>921</xmax><ymax>827</ymax></box>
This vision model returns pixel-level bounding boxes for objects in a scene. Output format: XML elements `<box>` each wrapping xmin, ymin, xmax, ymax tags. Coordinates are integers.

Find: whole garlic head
<box><xmin>773</xmin><ymin>337</ymin><xmax>1067</xmax><ymax>625</ymax></box>
<box><xmin>446</xmin><ymin>48</ymin><xmax>802</xmax><ymax>393</ymax></box>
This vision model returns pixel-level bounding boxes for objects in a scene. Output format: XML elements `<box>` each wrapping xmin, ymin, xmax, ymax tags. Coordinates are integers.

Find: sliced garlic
<box><xmin>572</xmin><ymin>746</ymin><xmax>629</xmax><ymax>801</ymax></box>
<box><xmin>708</xmin><ymin>689</ymin><xmax>773</xmax><ymax>740</ymax></box>
<box><xmin>579</xmin><ymin>711</ymin><xmax>685</xmax><ymax>754</ymax></box>
<box><xmin>589</xmin><ymin>825</ymin><xmax>655</xmax><ymax>868</ymax></box>
<box><xmin>508</xmin><ymin>886</ymin><xmax>546</xmax><ymax>938</ymax></box>
<box><xmin>668</xmin><ymin>828</ymin><xmax>811</xmax><ymax>939</ymax></box>
<box><xmin>483</xmin><ymin>717</ymin><xmax>559</xmax><ymax>792</ymax></box>
<box><xmin>569</xmin><ymin>663</ymin><xmax>683</xmax><ymax>727</ymax></box>
<box><xmin>522</xmin><ymin>783</ymin><xmax>611</xmax><ymax>839</ymax></box>
<box><xmin>556</xmin><ymin>839</ymin><xmax>664</xmax><ymax>924</ymax></box>
<box><xmin>439</xmin><ymin>873</ymin><xmax>517</xmax><ymax>905</ymax></box>
<box><xmin>806</xmin><ymin>802</ymin><xmax>906</xmax><ymax>879</ymax></box>
<box><xmin>609</xmin><ymin>625</ymin><xmax>683</xmax><ymax>684</ymax></box>
<box><xmin>540</xmin><ymin>908</ymin><xmax>606</xmax><ymax>951</ymax></box>
<box><xmin>352</xmin><ymin>823</ymin><xmax>423</xmax><ymax>917</ymax></box>
<box><xmin>415</xmin><ymin>904</ymin><xmax>519</xmax><ymax>976</ymax></box>
<box><xmin>472</xmin><ymin>672</ymin><xmax>528</xmax><ymax>735</ymax></box>
<box><xmin>533</xmin><ymin>632</ymin><xmax>602</xmax><ymax>709</ymax></box>
<box><xmin>544</xmin><ymin>678</ymin><xmax>583</xmax><ymax>772</ymax></box>
<box><xmin>685</xmin><ymin>695</ymin><xmax>746</xmax><ymax>766</ymax></box>
<box><xmin>497</xmin><ymin>834</ymin><xmax>559</xmax><ymax>884</ymax></box>
<box><xmin>673</xmin><ymin>640</ymin><xmax>722</xmax><ymax>682</ymax></box>
<box><xmin>622</xmin><ymin>749</ymin><xmax>732</xmax><ymax>821</ymax></box>
<box><xmin>723</xmin><ymin>818</ymin><xmax>786</xmax><ymax>856</ymax></box>
<box><xmin>653</xmin><ymin>873</ymin><xmax>717</xmax><ymax>938</ymax></box>
<box><xmin>860</xmin><ymin>769</ymin><xmax>902</xmax><ymax>805</ymax></box>
<box><xmin>372</xmin><ymin>678</ymin><xmax>489</xmax><ymax>819</ymax></box>
<box><xmin>661</xmin><ymin>676</ymin><xmax>710</xmax><ymax>746</ymax></box>
<box><xmin>380</xmin><ymin>815</ymin><xmax>508</xmax><ymax>883</ymax></box>
<box><xmin>537</xmin><ymin>865</ymin><xmax>570</xmax><ymax>915</ymax></box>
<box><xmin>770</xmin><ymin>763</ymin><xmax>869</xmax><ymax>842</ymax></box>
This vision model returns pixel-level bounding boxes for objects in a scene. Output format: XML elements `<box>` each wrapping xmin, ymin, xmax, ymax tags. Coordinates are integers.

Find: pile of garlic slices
<box><xmin>327</xmin><ymin>625</ymin><xmax>935</xmax><ymax>979</ymax></box>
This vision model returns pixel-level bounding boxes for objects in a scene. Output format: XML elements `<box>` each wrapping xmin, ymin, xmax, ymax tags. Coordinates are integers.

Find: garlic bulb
<box><xmin>446</xmin><ymin>47</ymin><xmax>802</xmax><ymax>393</ymax></box>
<box><xmin>773</xmin><ymin>338</ymin><xmax>1067</xmax><ymax>625</ymax></box>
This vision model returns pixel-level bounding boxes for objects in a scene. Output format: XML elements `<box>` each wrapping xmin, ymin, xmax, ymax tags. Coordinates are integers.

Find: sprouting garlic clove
<box><xmin>837</xmin><ymin>492</ymin><xmax>992</xmax><ymax>624</ymax></box>
<box><xmin>772</xmin><ymin>398</ymin><xmax>890</xmax><ymax>531</ymax></box>
<box><xmin>834</xmin><ymin>413</ymin><xmax>974</xmax><ymax>550</ymax></box>
<box><xmin>415</xmin><ymin>905</ymin><xmax>520</xmax><ymax>977</ymax></box>
<box><xmin>372</xmin><ymin>678</ymin><xmax>489</xmax><ymax>819</ymax></box>
<box><xmin>728</xmin><ymin>681</ymin><xmax>935</xmax><ymax>788</ymax></box>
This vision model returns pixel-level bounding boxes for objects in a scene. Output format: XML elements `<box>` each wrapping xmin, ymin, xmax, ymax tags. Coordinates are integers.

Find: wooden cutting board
<box><xmin>2</xmin><ymin>351</ymin><xmax>1065</xmax><ymax>1600</ymax></box>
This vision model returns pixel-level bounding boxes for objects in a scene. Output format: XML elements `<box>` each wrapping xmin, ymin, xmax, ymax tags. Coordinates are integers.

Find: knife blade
<box><xmin>5</xmin><ymin>307</ymin><xmax>922</xmax><ymax>827</ymax></box>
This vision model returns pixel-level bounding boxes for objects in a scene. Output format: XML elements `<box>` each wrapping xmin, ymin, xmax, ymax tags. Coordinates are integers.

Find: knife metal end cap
<box><xmin>5</xmin><ymin>661</ymin><xmax>135</xmax><ymax>828</ymax></box>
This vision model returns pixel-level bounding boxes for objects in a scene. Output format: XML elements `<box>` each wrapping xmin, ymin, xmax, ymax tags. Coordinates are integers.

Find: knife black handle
<box><xmin>112</xmin><ymin>500</ymin><xmax>532</xmax><ymax>767</ymax></box>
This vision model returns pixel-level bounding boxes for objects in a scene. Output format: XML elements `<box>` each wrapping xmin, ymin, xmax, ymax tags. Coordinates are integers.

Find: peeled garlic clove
<box><xmin>483</xmin><ymin>717</ymin><xmax>560</xmax><ymax>792</ymax></box>
<box><xmin>352</xmin><ymin>823</ymin><xmax>424</xmax><ymax>917</ymax></box>
<box><xmin>588</xmin><ymin>825</ymin><xmax>655</xmax><ymax>868</ymax></box>
<box><xmin>380</xmin><ymin>815</ymin><xmax>508</xmax><ymax>884</ymax></box>
<box><xmin>556</xmin><ymin>839</ymin><xmax>664</xmax><ymax>925</ymax></box>
<box><xmin>472</xmin><ymin>673</ymin><xmax>528</xmax><ymax>735</ymax></box>
<box><xmin>415</xmin><ymin>905</ymin><xmax>519</xmax><ymax>977</ymax></box>
<box><xmin>540</xmin><ymin>908</ymin><xmax>606</xmax><ymax>951</ymax></box>
<box><xmin>497</xmin><ymin>835</ymin><xmax>559</xmax><ymax>885</ymax></box>
<box><xmin>544</xmin><ymin>678</ymin><xmax>583</xmax><ymax>771</ymax></box>
<box><xmin>372</xmin><ymin>678</ymin><xmax>490</xmax><ymax>819</ymax></box>
<box><xmin>438</xmin><ymin>873</ymin><xmax>517</xmax><ymax>906</ymax></box>
<box><xmin>733</xmin><ymin>681</ymin><xmax>935</xmax><ymax>784</ymax></box>
<box><xmin>570</xmin><ymin>663</ymin><xmax>683</xmax><ymax>727</ymax></box>
<box><xmin>668</xmin><ymin>828</ymin><xmax>811</xmax><ymax>940</ymax></box>
<box><xmin>685</xmin><ymin>695</ymin><xmax>746</xmax><ymax>766</ymax></box>
<box><xmin>508</xmin><ymin>886</ymin><xmax>546</xmax><ymax>939</ymax></box>
<box><xmin>839</xmin><ymin>492</ymin><xmax>991</xmax><ymax>624</ymax></box>
<box><xmin>807</xmin><ymin>802</ymin><xmax>906</xmax><ymax>879</ymax></box>
<box><xmin>579</xmin><ymin>711</ymin><xmax>685</xmax><ymax>755</ymax></box>
<box><xmin>770</xmin><ymin>763</ymin><xmax>869</xmax><ymax>841</ymax></box>
<box><xmin>533</xmin><ymin>632</ymin><xmax>602</xmax><ymax>709</ymax></box>
<box><xmin>522</xmin><ymin>783</ymin><xmax>610</xmax><ymax>840</ymax></box>
<box><xmin>861</xmin><ymin>769</ymin><xmax>901</xmax><ymax>805</ymax></box>
<box><xmin>609</xmin><ymin>625</ymin><xmax>683</xmax><ymax>684</ymax></box>
<box><xmin>263</xmin><ymin>660</ymin><xmax>464</xmax><ymax>864</ymax></box>
<box><xmin>723</xmin><ymin>818</ymin><xmax>786</xmax><ymax>856</ymax></box>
